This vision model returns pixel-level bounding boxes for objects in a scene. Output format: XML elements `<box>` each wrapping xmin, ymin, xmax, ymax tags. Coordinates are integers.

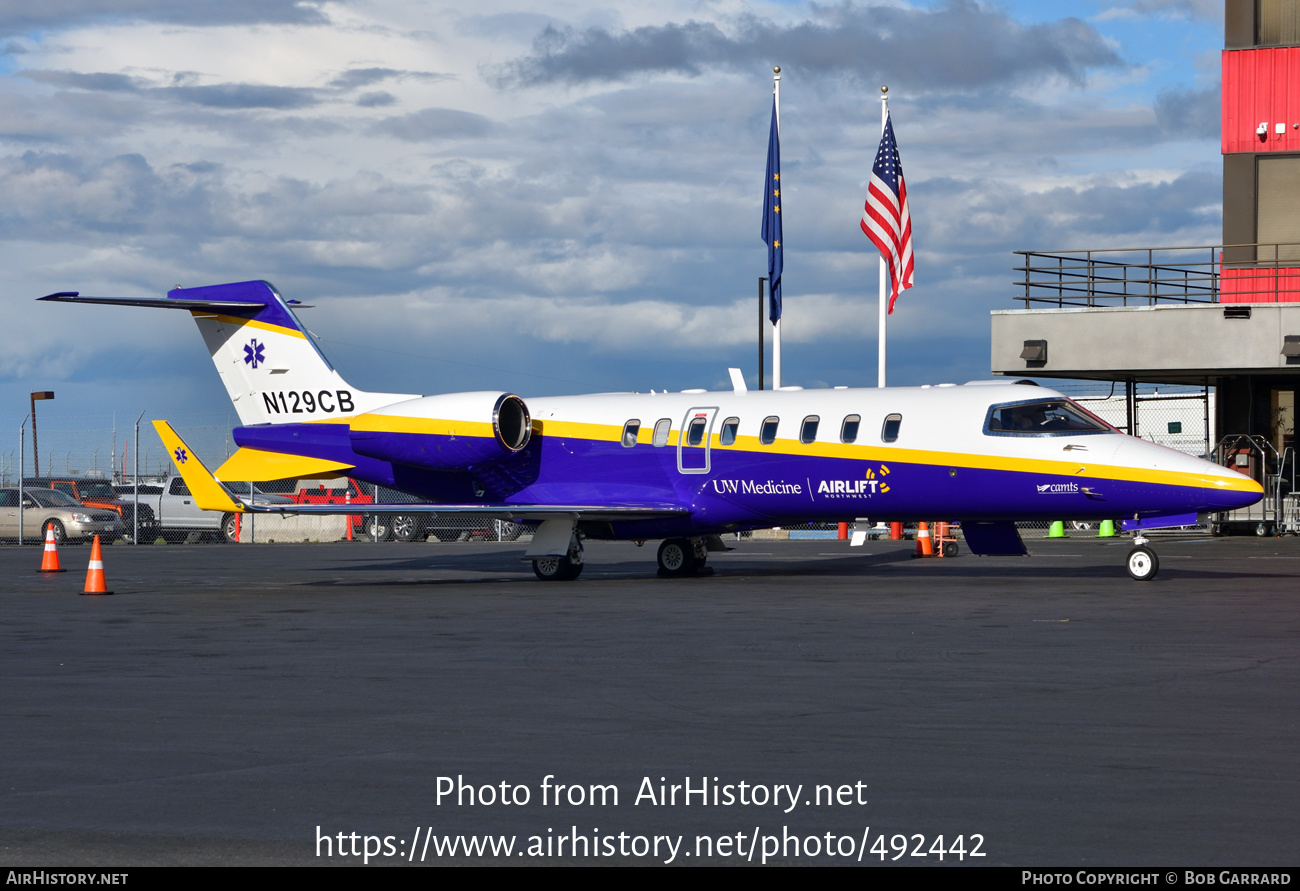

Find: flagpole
<box><xmin>878</xmin><ymin>84</ymin><xmax>888</xmax><ymax>389</ymax></box>
<box><xmin>772</xmin><ymin>67</ymin><xmax>782</xmax><ymax>390</ymax></box>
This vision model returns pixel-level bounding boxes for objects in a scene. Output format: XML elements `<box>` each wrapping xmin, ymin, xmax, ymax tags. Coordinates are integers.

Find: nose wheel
<box><xmin>1126</xmin><ymin>545</ymin><xmax>1159</xmax><ymax>581</ymax></box>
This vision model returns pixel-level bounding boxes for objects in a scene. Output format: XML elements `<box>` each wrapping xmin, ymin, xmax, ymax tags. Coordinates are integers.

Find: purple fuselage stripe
<box><xmin>233</xmin><ymin>427</ymin><xmax>1256</xmax><ymax>538</ymax></box>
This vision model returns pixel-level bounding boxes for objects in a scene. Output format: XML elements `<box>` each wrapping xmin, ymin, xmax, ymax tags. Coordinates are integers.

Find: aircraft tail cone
<box><xmin>81</xmin><ymin>535</ymin><xmax>113</xmax><ymax>596</ymax></box>
<box><xmin>1046</xmin><ymin>520</ymin><xmax>1067</xmax><ymax>538</ymax></box>
<box><xmin>37</xmin><ymin>526</ymin><xmax>66</xmax><ymax>573</ymax></box>
<box><xmin>1097</xmin><ymin>519</ymin><xmax>1116</xmax><ymax>538</ymax></box>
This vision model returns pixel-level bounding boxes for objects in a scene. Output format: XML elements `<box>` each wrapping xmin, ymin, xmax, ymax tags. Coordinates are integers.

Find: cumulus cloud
<box><xmin>0</xmin><ymin>0</ymin><xmax>330</xmax><ymax>38</ymax></box>
<box><xmin>163</xmin><ymin>83</ymin><xmax>320</xmax><ymax>109</ymax></box>
<box><xmin>1124</xmin><ymin>0</ymin><xmax>1221</xmax><ymax>21</ymax></box>
<box><xmin>369</xmin><ymin>107</ymin><xmax>496</xmax><ymax>141</ymax></box>
<box><xmin>0</xmin><ymin>0</ymin><xmax>1227</xmax><ymax>411</ymax></box>
<box><xmin>1154</xmin><ymin>85</ymin><xmax>1220</xmax><ymax>139</ymax></box>
<box><xmin>357</xmin><ymin>91</ymin><xmax>397</xmax><ymax>107</ymax></box>
<box><xmin>327</xmin><ymin>67</ymin><xmax>453</xmax><ymax>91</ymax></box>
<box><xmin>484</xmin><ymin>0</ymin><xmax>1124</xmax><ymax>90</ymax></box>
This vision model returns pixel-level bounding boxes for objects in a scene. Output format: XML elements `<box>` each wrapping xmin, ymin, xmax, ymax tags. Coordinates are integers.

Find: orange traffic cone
<box><xmin>913</xmin><ymin>522</ymin><xmax>933</xmax><ymax>558</ymax></box>
<box><xmin>37</xmin><ymin>525</ymin><xmax>66</xmax><ymax>573</ymax></box>
<box><xmin>81</xmin><ymin>535</ymin><xmax>113</xmax><ymax>596</ymax></box>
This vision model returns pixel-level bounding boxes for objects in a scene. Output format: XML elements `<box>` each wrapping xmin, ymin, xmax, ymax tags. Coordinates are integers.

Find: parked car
<box><xmin>291</xmin><ymin>476</ymin><xmax>519</xmax><ymax>542</ymax></box>
<box><xmin>24</xmin><ymin>477</ymin><xmax>157</xmax><ymax>543</ymax></box>
<box><xmin>0</xmin><ymin>488</ymin><xmax>124</xmax><ymax>544</ymax></box>
<box><xmin>130</xmin><ymin>473</ymin><xmax>294</xmax><ymax>542</ymax></box>
<box><xmin>376</xmin><ymin>485</ymin><xmax>524</xmax><ymax>543</ymax></box>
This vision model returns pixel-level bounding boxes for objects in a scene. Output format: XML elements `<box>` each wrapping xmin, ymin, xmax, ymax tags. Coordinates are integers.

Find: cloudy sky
<box><xmin>0</xmin><ymin>0</ymin><xmax>1222</xmax><ymax>434</ymax></box>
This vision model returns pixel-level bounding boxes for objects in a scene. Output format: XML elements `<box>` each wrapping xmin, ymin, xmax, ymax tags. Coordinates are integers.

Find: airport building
<box><xmin>990</xmin><ymin>0</ymin><xmax>1298</xmax><ymax>528</ymax></box>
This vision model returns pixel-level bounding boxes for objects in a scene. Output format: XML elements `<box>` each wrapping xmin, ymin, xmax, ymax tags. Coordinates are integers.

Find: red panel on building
<box><xmin>1222</xmin><ymin>47</ymin><xmax>1300</xmax><ymax>154</ymax></box>
<box><xmin>1219</xmin><ymin>265</ymin><xmax>1300</xmax><ymax>301</ymax></box>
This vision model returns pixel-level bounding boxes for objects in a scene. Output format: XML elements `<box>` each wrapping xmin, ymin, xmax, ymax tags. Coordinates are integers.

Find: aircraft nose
<box><xmin>1200</xmin><ymin>465</ymin><xmax>1265</xmax><ymax>511</ymax></box>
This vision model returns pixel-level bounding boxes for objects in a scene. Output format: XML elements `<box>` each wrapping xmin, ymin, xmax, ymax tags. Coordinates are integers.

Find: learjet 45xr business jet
<box><xmin>41</xmin><ymin>281</ymin><xmax>1261</xmax><ymax>581</ymax></box>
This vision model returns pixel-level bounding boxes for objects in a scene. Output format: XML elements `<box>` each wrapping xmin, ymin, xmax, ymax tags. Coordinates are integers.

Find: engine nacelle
<box><xmin>348</xmin><ymin>391</ymin><xmax>532</xmax><ymax>471</ymax></box>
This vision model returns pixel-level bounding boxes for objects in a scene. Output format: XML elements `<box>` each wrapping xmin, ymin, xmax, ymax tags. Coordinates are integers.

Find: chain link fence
<box><xmin>0</xmin><ymin>418</ymin><xmax>531</xmax><ymax>545</ymax></box>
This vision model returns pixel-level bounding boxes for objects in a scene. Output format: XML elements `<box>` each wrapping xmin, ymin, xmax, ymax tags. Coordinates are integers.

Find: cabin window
<box><xmin>653</xmin><ymin>418</ymin><xmax>672</xmax><ymax>447</ymax></box>
<box><xmin>686</xmin><ymin>417</ymin><xmax>708</xmax><ymax>446</ymax></box>
<box><xmin>621</xmin><ymin>420</ymin><xmax>640</xmax><ymax>448</ymax></box>
<box><xmin>841</xmin><ymin>414</ymin><xmax>861</xmax><ymax>443</ymax></box>
<box><xmin>760</xmin><ymin>416</ymin><xmax>780</xmax><ymax>445</ymax></box>
<box><xmin>720</xmin><ymin>417</ymin><xmax>740</xmax><ymax>446</ymax></box>
<box><xmin>881</xmin><ymin>413</ymin><xmax>902</xmax><ymax>443</ymax></box>
<box><xmin>985</xmin><ymin>400</ymin><xmax>1113</xmax><ymax>436</ymax></box>
<box><xmin>800</xmin><ymin>415</ymin><xmax>820</xmax><ymax>444</ymax></box>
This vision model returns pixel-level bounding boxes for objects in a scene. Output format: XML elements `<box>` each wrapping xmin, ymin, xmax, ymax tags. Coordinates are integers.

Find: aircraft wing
<box><xmin>240</xmin><ymin>502</ymin><xmax>686</xmax><ymax>521</ymax></box>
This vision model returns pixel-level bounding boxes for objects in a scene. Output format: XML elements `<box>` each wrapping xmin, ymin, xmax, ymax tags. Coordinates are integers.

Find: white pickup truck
<box><xmin>124</xmin><ymin>474</ymin><xmax>293</xmax><ymax>542</ymax></box>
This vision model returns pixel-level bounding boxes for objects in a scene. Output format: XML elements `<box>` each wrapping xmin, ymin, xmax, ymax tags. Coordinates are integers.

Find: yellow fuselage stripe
<box><xmin>337</xmin><ymin>414</ymin><xmax>1256</xmax><ymax>493</ymax></box>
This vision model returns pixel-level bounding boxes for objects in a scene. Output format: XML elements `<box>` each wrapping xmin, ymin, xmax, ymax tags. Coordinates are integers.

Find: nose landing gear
<box><xmin>1125</xmin><ymin>534</ymin><xmax>1159</xmax><ymax>581</ymax></box>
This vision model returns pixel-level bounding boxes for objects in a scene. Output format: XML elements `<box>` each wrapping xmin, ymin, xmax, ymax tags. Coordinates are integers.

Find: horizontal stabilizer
<box><xmin>215</xmin><ymin>447</ymin><xmax>354</xmax><ymax>483</ymax></box>
<box><xmin>959</xmin><ymin>520</ymin><xmax>1028</xmax><ymax>556</ymax></box>
<box><xmin>153</xmin><ymin>421</ymin><xmax>245</xmax><ymax>514</ymax></box>
<box><xmin>40</xmin><ymin>292</ymin><xmax>265</xmax><ymax>311</ymax></box>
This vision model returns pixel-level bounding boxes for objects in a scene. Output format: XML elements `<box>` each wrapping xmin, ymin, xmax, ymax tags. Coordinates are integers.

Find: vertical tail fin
<box><xmin>172</xmin><ymin>281</ymin><xmax>417</xmax><ymax>425</ymax></box>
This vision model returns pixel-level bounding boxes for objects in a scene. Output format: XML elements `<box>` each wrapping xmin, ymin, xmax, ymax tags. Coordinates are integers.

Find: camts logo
<box><xmin>816</xmin><ymin>464</ymin><xmax>892</xmax><ymax>498</ymax></box>
<box><xmin>1036</xmin><ymin>482</ymin><xmax>1079</xmax><ymax>494</ymax></box>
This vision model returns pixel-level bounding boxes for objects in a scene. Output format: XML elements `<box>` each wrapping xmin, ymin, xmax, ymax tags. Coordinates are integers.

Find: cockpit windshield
<box><xmin>985</xmin><ymin>399</ymin><xmax>1114</xmax><ymax>436</ymax></box>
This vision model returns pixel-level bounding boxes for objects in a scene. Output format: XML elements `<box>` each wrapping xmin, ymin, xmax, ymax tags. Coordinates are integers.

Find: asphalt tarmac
<box><xmin>1</xmin><ymin>535</ymin><xmax>1297</xmax><ymax>866</ymax></box>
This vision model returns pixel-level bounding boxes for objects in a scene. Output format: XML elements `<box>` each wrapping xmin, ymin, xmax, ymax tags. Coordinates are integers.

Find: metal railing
<box><xmin>1212</xmin><ymin>435</ymin><xmax>1295</xmax><ymax>535</ymax></box>
<box><xmin>1014</xmin><ymin>243</ymin><xmax>1300</xmax><ymax>308</ymax></box>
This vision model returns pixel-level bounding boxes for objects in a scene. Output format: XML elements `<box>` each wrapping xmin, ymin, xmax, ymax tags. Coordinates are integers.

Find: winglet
<box><xmin>152</xmin><ymin>421</ymin><xmax>245</xmax><ymax>513</ymax></box>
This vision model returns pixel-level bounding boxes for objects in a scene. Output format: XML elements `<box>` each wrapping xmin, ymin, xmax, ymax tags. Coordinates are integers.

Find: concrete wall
<box><xmin>991</xmin><ymin>304</ymin><xmax>1300</xmax><ymax>380</ymax></box>
<box><xmin>236</xmin><ymin>513</ymin><xmax>347</xmax><ymax>543</ymax></box>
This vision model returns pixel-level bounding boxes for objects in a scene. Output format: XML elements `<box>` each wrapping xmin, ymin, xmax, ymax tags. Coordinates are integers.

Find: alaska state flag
<box><xmin>761</xmin><ymin>98</ymin><xmax>783</xmax><ymax>324</ymax></box>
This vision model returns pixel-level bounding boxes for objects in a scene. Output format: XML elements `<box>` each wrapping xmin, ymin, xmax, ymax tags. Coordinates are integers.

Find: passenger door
<box><xmin>677</xmin><ymin>407</ymin><xmax>718</xmax><ymax>474</ymax></box>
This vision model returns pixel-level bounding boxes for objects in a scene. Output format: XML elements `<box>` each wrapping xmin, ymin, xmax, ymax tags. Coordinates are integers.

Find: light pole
<box><xmin>18</xmin><ymin>415</ymin><xmax>28</xmax><ymax>545</ymax></box>
<box><xmin>30</xmin><ymin>391</ymin><xmax>53</xmax><ymax>478</ymax></box>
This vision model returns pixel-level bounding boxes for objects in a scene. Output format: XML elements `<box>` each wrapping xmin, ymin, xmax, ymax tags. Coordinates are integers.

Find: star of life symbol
<box><xmin>174</xmin><ymin>448</ymin><xmax>188</xmax><ymax>464</ymax></box>
<box><xmin>244</xmin><ymin>338</ymin><xmax>265</xmax><ymax>369</ymax></box>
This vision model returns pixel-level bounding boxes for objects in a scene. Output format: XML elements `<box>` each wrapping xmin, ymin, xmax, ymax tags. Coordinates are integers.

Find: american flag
<box><xmin>860</xmin><ymin>113</ymin><xmax>913</xmax><ymax>314</ymax></box>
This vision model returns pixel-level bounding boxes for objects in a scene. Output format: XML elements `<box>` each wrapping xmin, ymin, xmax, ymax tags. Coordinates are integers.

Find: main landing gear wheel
<box><xmin>532</xmin><ymin>533</ymin><xmax>585</xmax><ymax>581</ymax></box>
<box><xmin>657</xmin><ymin>538</ymin><xmax>702</xmax><ymax>577</ymax></box>
<box><xmin>532</xmin><ymin>555</ymin><xmax>584</xmax><ymax>581</ymax></box>
<box><xmin>1126</xmin><ymin>546</ymin><xmax>1159</xmax><ymax>581</ymax></box>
